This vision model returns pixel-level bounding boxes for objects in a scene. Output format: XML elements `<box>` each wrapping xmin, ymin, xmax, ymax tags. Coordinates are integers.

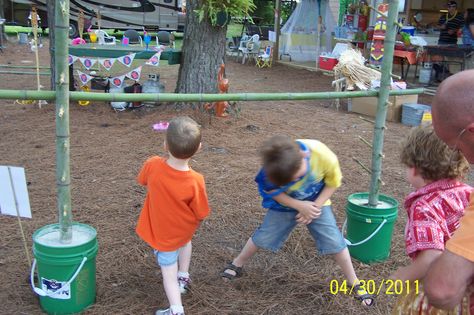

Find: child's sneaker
<box><xmin>155</xmin><ymin>308</ymin><xmax>184</xmax><ymax>315</ymax></box>
<box><xmin>178</xmin><ymin>276</ymin><xmax>191</xmax><ymax>294</ymax></box>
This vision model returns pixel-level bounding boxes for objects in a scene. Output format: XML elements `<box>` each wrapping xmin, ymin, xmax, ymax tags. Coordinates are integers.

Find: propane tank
<box><xmin>142</xmin><ymin>74</ymin><xmax>165</xmax><ymax>106</ymax></box>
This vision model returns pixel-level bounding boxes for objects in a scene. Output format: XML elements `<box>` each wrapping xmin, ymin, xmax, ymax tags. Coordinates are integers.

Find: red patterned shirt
<box><xmin>404</xmin><ymin>179</ymin><xmax>472</xmax><ymax>259</ymax></box>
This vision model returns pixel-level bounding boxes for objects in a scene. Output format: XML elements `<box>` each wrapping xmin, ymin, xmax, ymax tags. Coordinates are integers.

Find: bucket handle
<box><xmin>342</xmin><ymin>218</ymin><xmax>387</xmax><ymax>247</ymax></box>
<box><xmin>30</xmin><ymin>256</ymin><xmax>88</xmax><ymax>297</ymax></box>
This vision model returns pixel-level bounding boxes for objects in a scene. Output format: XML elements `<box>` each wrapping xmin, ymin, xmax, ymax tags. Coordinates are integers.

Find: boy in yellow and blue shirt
<box><xmin>221</xmin><ymin>135</ymin><xmax>374</xmax><ymax>306</ymax></box>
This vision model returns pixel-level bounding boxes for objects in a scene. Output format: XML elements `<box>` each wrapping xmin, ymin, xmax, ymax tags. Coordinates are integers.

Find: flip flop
<box><xmin>220</xmin><ymin>262</ymin><xmax>243</xmax><ymax>280</ymax></box>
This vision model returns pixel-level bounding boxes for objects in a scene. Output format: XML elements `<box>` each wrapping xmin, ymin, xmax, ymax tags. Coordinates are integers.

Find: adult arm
<box><xmin>469</xmin><ymin>23</ymin><xmax>474</xmax><ymax>38</ymax></box>
<box><xmin>424</xmin><ymin>249</ymin><xmax>474</xmax><ymax>309</ymax></box>
<box><xmin>438</xmin><ymin>15</ymin><xmax>446</xmax><ymax>29</ymax></box>
<box><xmin>389</xmin><ymin>249</ymin><xmax>442</xmax><ymax>282</ymax></box>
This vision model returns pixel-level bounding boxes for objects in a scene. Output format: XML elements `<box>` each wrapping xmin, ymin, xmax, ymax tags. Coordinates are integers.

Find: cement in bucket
<box><xmin>31</xmin><ymin>223</ymin><xmax>98</xmax><ymax>314</ymax></box>
<box><xmin>343</xmin><ymin>193</ymin><xmax>398</xmax><ymax>264</ymax></box>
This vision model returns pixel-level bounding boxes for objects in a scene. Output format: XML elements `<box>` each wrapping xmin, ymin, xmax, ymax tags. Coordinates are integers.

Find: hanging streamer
<box><xmin>117</xmin><ymin>53</ymin><xmax>136</xmax><ymax>67</ymax></box>
<box><xmin>146</xmin><ymin>51</ymin><xmax>162</xmax><ymax>67</ymax></box>
<box><xmin>109</xmin><ymin>75</ymin><xmax>126</xmax><ymax>88</ymax></box>
<box><xmin>79</xmin><ymin>57</ymin><xmax>97</xmax><ymax>70</ymax></box>
<box><xmin>77</xmin><ymin>70</ymin><xmax>93</xmax><ymax>86</ymax></box>
<box><xmin>98</xmin><ymin>58</ymin><xmax>116</xmax><ymax>71</ymax></box>
<box><xmin>68</xmin><ymin>55</ymin><xmax>78</xmax><ymax>65</ymax></box>
<box><xmin>126</xmin><ymin>66</ymin><xmax>142</xmax><ymax>81</ymax></box>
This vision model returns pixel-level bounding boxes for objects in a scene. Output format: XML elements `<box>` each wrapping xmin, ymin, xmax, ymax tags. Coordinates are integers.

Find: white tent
<box><xmin>280</xmin><ymin>0</ymin><xmax>337</xmax><ymax>62</ymax></box>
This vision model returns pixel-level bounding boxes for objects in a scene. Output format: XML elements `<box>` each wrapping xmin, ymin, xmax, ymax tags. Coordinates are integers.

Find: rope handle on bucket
<box><xmin>30</xmin><ymin>256</ymin><xmax>88</xmax><ymax>297</ymax></box>
<box><xmin>342</xmin><ymin>218</ymin><xmax>388</xmax><ymax>247</ymax></box>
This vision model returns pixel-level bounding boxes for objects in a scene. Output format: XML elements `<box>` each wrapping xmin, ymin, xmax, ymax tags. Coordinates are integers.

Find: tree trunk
<box><xmin>0</xmin><ymin>0</ymin><xmax>5</xmax><ymax>44</ymax></box>
<box><xmin>47</xmin><ymin>0</ymin><xmax>55</xmax><ymax>90</ymax></box>
<box><xmin>175</xmin><ymin>0</ymin><xmax>227</xmax><ymax>97</ymax></box>
<box><xmin>0</xmin><ymin>0</ymin><xmax>4</xmax><ymax>19</ymax></box>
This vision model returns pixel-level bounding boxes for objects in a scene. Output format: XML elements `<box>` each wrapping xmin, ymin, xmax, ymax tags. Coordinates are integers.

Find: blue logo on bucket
<box><xmin>41</xmin><ymin>278</ymin><xmax>71</xmax><ymax>299</ymax></box>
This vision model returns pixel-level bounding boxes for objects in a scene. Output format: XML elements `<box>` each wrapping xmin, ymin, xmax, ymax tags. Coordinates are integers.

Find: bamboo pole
<box><xmin>0</xmin><ymin>65</ymin><xmax>51</xmax><ymax>69</ymax></box>
<box><xmin>273</xmin><ymin>0</ymin><xmax>281</xmax><ymax>63</ymax></box>
<box><xmin>0</xmin><ymin>71</ymin><xmax>50</xmax><ymax>75</ymax></box>
<box><xmin>0</xmin><ymin>88</ymin><xmax>424</xmax><ymax>102</ymax></box>
<box><xmin>55</xmin><ymin>0</ymin><xmax>72</xmax><ymax>243</ymax></box>
<box><xmin>30</xmin><ymin>6</ymin><xmax>46</xmax><ymax>108</ymax></box>
<box><xmin>368</xmin><ymin>0</ymin><xmax>399</xmax><ymax>207</ymax></box>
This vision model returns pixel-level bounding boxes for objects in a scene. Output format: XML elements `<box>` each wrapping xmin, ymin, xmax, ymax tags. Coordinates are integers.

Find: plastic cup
<box><xmin>89</xmin><ymin>32</ymin><xmax>97</xmax><ymax>43</ymax></box>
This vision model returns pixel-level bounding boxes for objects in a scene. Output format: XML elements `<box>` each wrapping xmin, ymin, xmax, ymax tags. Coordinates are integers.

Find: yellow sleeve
<box><xmin>304</xmin><ymin>139</ymin><xmax>342</xmax><ymax>188</ymax></box>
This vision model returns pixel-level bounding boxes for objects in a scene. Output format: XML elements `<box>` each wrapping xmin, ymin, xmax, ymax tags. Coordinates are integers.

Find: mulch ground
<box><xmin>0</xmin><ymin>39</ymin><xmax>455</xmax><ymax>315</ymax></box>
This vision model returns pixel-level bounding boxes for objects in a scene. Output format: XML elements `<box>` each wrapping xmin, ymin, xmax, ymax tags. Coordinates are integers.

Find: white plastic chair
<box><xmin>96</xmin><ymin>30</ymin><xmax>116</xmax><ymax>45</ymax></box>
<box><xmin>238</xmin><ymin>34</ymin><xmax>260</xmax><ymax>64</ymax></box>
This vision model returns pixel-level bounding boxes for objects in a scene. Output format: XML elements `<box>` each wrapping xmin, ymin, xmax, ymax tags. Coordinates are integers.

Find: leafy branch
<box><xmin>195</xmin><ymin>0</ymin><xmax>256</xmax><ymax>26</ymax></box>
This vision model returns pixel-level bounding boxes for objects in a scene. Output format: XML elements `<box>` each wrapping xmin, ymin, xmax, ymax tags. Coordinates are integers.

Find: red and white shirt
<box><xmin>404</xmin><ymin>179</ymin><xmax>472</xmax><ymax>259</ymax></box>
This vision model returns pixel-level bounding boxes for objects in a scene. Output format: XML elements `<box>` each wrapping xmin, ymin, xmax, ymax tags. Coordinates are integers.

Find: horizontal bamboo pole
<box><xmin>0</xmin><ymin>64</ymin><xmax>51</xmax><ymax>69</ymax></box>
<box><xmin>0</xmin><ymin>71</ymin><xmax>50</xmax><ymax>75</ymax></box>
<box><xmin>0</xmin><ymin>88</ymin><xmax>424</xmax><ymax>102</ymax></box>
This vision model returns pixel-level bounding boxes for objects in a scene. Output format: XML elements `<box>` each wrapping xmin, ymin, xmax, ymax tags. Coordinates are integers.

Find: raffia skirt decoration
<box><xmin>392</xmin><ymin>283</ymin><xmax>470</xmax><ymax>315</ymax></box>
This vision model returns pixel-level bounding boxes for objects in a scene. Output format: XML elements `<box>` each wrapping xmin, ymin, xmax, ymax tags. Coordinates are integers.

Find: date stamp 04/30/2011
<box><xmin>329</xmin><ymin>279</ymin><xmax>420</xmax><ymax>296</ymax></box>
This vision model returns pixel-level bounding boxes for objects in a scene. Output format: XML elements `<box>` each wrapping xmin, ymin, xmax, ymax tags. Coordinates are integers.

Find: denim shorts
<box><xmin>251</xmin><ymin>205</ymin><xmax>347</xmax><ymax>255</ymax></box>
<box><xmin>154</xmin><ymin>249</ymin><xmax>180</xmax><ymax>267</ymax></box>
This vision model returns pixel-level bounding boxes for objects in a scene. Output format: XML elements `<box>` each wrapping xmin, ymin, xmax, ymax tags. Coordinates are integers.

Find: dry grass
<box><xmin>0</xmin><ymin>40</ymin><xmax>449</xmax><ymax>315</ymax></box>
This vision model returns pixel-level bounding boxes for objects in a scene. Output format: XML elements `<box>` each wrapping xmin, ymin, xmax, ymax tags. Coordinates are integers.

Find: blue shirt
<box><xmin>462</xmin><ymin>24</ymin><xmax>474</xmax><ymax>46</ymax></box>
<box><xmin>255</xmin><ymin>139</ymin><xmax>342</xmax><ymax>212</ymax></box>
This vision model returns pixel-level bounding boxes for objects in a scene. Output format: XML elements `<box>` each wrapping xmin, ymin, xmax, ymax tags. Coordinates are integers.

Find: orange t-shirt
<box><xmin>136</xmin><ymin>156</ymin><xmax>210</xmax><ymax>251</ymax></box>
<box><xmin>446</xmin><ymin>193</ymin><xmax>474</xmax><ymax>262</ymax></box>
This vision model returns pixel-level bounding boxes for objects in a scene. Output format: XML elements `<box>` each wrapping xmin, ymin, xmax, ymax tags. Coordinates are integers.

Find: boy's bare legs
<box><xmin>177</xmin><ymin>241</ymin><xmax>192</xmax><ymax>294</ymax></box>
<box><xmin>178</xmin><ymin>241</ymin><xmax>192</xmax><ymax>273</ymax></box>
<box><xmin>161</xmin><ymin>263</ymin><xmax>183</xmax><ymax>311</ymax></box>
<box><xmin>333</xmin><ymin>248</ymin><xmax>358</xmax><ymax>285</ymax></box>
<box><xmin>223</xmin><ymin>237</ymin><xmax>259</xmax><ymax>277</ymax></box>
<box><xmin>333</xmin><ymin>248</ymin><xmax>373</xmax><ymax>305</ymax></box>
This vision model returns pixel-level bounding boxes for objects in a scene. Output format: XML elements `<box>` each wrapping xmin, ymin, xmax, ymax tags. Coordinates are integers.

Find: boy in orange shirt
<box><xmin>136</xmin><ymin>116</ymin><xmax>211</xmax><ymax>315</ymax></box>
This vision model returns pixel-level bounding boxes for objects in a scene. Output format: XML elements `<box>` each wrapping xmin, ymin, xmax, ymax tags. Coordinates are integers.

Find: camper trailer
<box><xmin>4</xmin><ymin>0</ymin><xmax>185</xmax><ymax>37</ymax></box>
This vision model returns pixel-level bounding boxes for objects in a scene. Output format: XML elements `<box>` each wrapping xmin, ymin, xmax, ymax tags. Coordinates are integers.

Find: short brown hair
<box><xmin>166</xmin><ymin>116</ymin><xmax>201</xmax><ymax>159</ymax></box>
<box><xmin>400</xmin><ymin>126</ymin><xmax>469</xmax><ymax>181</ymax></box>
<box><xmin>260</xmin><ymin>135</ymin><xmax>302</xmax><ymax>186</ymax></box>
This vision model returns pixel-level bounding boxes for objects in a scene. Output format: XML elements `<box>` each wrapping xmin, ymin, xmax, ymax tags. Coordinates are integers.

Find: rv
<box><xmin>4</xmin><ymin>0</ymin><xmax>185</xmax><ymax>37</ymax></box>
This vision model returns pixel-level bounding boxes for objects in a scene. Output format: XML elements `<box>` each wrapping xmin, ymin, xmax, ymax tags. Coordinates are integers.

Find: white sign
<box><xmin>0</xmin><ymin>166</ymin><xmax>32</xmax><ymax>218</ymax></box>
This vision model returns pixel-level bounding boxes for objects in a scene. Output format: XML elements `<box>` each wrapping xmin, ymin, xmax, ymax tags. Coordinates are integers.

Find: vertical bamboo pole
<box><xmin>273</xmin><ymin>0</ymin><xmax>281</xmax><ymax>63</ymax></box>
<box><xmin>55</xmin><ymin>0</ymin><xmax>72</xmax><ymax>242</ymax></box>
<box><xmin>368</xmin><ymin>0</ymin><xmax>399</xmax><ymax>206</ymax></box>
<box><xmin>30</xmin><ymin>6</ymin><xmax>44</xmax><ymax>107</ymax></box>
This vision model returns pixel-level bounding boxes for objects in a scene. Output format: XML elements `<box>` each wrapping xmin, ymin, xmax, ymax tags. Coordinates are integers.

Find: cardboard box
<box><xmin>319</xmin><ymin>56</ymin><xmax>338</xmax><ymax>71</ymax></box>
<box><xmin>348</xmin><ymin>94</ymin><xmax>419</xmax><ymax>122</ymax></box>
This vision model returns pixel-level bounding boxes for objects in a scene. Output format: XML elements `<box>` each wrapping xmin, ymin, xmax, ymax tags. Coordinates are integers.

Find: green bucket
<box><xmin>343</xmin><ymin>193</ymin><xmax>398</xmax><ymax>264</ymax></box>
<box><xmin>30</xmin><ymin>223</ymin><xmax>98</xmax><ymax>314</ymax></box>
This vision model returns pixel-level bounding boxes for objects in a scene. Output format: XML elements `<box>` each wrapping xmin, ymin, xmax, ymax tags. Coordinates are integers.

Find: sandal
<box><xmin>353</xmin><ymin>284</ymin><xmax>376</xmax><ymax>306</ymax></box>
<box><xmin>220</xmin><ymin>262</ymin><xmax>243</xmax><ymax>280</ymax></box>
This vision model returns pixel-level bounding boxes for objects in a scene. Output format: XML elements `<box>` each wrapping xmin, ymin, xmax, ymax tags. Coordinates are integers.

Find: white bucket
<box><xmin>419</xmin><ymin>68</ymin><xmax>431</xmax><ymax>84</ymax></box>
<box><xmin>19</xmin><ymin>33</ymin><xmax>29</xmax><ymax>45</ymax></box>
